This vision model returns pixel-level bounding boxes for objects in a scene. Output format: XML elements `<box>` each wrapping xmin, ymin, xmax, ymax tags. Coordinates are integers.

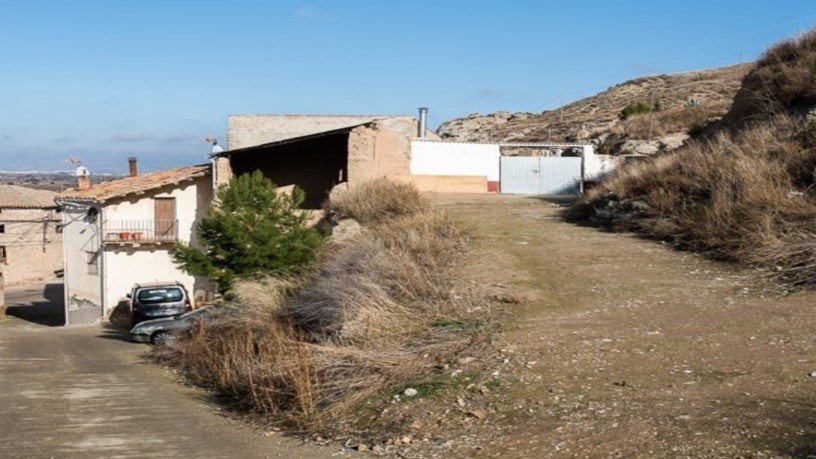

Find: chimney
<box><xmin>128</xmin><ymin>157</ymin><xmax>138</xmax><ymax>177</ymax></box>
<box><xmin>76</xmin><ymin>166</ymin><xmax>91</xmax><ymax>191</ymax></box>
<box><xmin>417</xmin><ymin>107</ymin><xmax>428</xmax><ymax>138</ymax></box>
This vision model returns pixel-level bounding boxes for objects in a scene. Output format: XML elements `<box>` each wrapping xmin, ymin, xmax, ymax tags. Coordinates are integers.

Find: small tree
<box><xmin>172</xmin><ymin>171</ymin><xmax>324</xmax><ymax>293</ymax></box>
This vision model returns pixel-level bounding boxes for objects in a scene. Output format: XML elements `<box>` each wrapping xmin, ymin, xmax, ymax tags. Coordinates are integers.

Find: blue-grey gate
<box><xmin>500</xmin><ymin>156</ymin><xmax>582</xmax><ymax>195</ymax></box>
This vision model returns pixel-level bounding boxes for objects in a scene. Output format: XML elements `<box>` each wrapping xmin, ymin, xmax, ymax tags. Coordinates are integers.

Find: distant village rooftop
<box><xmin>0</xmin><ymin>184</ymin><xmax>58</xmax><ymax>209</ymax></box>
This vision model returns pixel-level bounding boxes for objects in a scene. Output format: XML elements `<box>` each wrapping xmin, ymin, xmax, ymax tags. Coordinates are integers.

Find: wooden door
<box><xmin>154</xmin><ymin>198</ymin><xmax>176</xmax><ymax>241</ymax></box>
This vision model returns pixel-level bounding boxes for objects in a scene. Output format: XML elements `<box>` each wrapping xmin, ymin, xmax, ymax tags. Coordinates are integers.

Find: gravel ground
<box><xmin>386</xmin><ymin>194</ymin><xmax>816</xmax><ymax>459</ymax></box>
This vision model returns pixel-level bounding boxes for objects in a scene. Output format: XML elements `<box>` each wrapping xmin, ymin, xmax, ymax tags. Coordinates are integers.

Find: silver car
<box><xmin>128</xmin><ymin>281</ymin><xmax>192</xmax><ymax>326</ymax></box>
<box><xmin>130</xmin><ymin>305</ymin><xmax>224</xmax><ymax>344</ymax></box>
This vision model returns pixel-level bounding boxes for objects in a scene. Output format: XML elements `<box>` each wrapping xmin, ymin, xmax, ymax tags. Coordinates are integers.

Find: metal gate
<box><xmin>500</xmin><ymin>156</ymin><xmax>582</xmax><ymax>195</ymax></box>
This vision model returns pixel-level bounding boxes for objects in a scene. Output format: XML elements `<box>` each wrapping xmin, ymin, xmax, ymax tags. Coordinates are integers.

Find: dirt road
<box><xmin>0</xmin><ymin>282</ymin><xmax>335</xmax><ymax>459</ymax></box>
<box><xmin>431</xmin><ymin>194</ymin><xmax>816</xmax><ymax>458</ymax></box>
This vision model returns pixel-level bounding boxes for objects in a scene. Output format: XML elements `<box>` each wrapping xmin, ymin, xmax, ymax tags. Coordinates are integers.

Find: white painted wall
<box><xmin>103</xmin><ymin>248</ymin><xmax>199</xmax><ymax>313</ymax></box>
<box><xmin>410</xmin><ymin>141</ymin><xmax>500</xmax><ymax>181</ymax></box>
<box><xmin>62</xmin><ymin>205</ymin><xmax>102</xmax><ymax>309</ymax></box>
<box><xmin>582</xmin><ymin>145</ymin><xmax>617</xmax><ymax>181</ymax></box>
<box><xmin>100</xmin><ymin>177</ymin><xmax>213</xmax><ymax>313</ymax></box>
<box><xmin>60</xmin><ymin>175</ymin><xmax>214</xmax><ymax>322</ymax></box>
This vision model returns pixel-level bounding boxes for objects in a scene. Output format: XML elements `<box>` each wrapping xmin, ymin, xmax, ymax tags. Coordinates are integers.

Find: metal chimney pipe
<box><xmin>417</xmin><ymin>107</ymin><xmax>428</xmax><ymax>138</ymax></box>
<box><xmin>128</xmin><ymin>157</ymin><xmax>138</xmax><ymax>177</ymax></box>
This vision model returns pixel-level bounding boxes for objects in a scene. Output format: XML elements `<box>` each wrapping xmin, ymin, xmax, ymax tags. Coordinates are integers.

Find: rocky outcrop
<box><xmin>436</xmin><ymin>63</ymin><xmax>751</xmax><ymax>155</ymax></box>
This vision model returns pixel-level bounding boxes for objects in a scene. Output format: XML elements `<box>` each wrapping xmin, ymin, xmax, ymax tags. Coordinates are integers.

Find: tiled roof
<box><xmin>0</xmin><ymin>184</ymin><xmax>58</xmax><ymax>209</ymax></box>
<box><xmin>57</xmin><ymin>164</ymin><xmax>210</xmax><ymax>203</ymax></box>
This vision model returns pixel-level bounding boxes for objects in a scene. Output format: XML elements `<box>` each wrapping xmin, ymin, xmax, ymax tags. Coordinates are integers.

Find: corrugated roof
<box><xmin>57</xmin><ymin>164</ymin><xmax>210</xmax><ymax>203</ymax></box>
<box><xmin>0</xmin><ymin>184</ymin><xmax>58</xmax><ymax>209</ymax></box>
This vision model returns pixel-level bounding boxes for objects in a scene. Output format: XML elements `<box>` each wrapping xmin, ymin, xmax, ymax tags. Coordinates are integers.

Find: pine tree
<box><xmin>171</xmin><ymin>171</ymin><xmax>324</xmax><ymax>293</ymax></box>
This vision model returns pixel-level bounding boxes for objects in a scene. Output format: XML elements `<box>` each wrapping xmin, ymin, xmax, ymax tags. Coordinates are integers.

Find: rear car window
<box><xmin>136</xmin><ymin>287</ymin><xmax>184</xmax><ymax>304</ymax></box>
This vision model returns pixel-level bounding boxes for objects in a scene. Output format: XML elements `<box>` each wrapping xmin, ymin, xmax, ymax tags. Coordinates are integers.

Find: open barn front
<box><xmin>229</xmin><ymin>132</ymin><xmax>349</xmax><ymax>208</ymax></box>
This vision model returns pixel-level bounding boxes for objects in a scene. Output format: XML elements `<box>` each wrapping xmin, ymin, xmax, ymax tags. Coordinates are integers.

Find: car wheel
<box><xmin>151</xmin><ymin>331</ymin><xmax>168</xmax><ymax>345</ymax></box>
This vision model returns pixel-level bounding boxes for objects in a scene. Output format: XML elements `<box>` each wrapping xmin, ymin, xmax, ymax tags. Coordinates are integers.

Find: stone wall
<box><xmin>0</xmin><ymin>208</ymin><xmax>62</xmax><ymax>286</ymax></box>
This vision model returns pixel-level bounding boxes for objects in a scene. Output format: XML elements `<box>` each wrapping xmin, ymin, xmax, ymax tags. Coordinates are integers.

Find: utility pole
<box><xmin>648</xmin><ymin>90</ymin><xmax>654</xmax><ymax>139</ymax></box>
<box><xmin>559</xmin><ymin>94</ymin><xmax>564</xmax><ymax>122</ymax></box>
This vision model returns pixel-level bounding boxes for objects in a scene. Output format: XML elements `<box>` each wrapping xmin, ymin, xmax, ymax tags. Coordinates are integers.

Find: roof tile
<box><xmin>57</xmin><ymin>164</ymin><xmax>210</xmax><ymax>203</ymax></box>
<box><xmin>0</xmin><ymin>184</ymin><xmax>58</xmax><ymax>209</ymax></box>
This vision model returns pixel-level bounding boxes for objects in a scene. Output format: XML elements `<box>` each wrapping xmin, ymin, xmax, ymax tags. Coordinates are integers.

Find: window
<box><xmin>0</xmin><ymin>224</ymin><xmax>4</xmax><ymax>233</ymax></box>
<box><xmin>86</xmin><ymin>251</ymin><xmax>99</xmax><ymax>275</ymax></box>
<box><xmin>0</xmin><ymin>246</ymin><xmax>6</xmax><ymax>264</ymax></box>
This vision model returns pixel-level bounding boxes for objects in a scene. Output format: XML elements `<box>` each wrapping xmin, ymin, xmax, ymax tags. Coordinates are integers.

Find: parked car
<box><xmin>129</xmin><ymin>304</ymin><xmax>225</xmax><ymax>344</ymax></box>
<box><xmin>128</xmin><ymin>281</ymin><xmax>192</xmax><ymax>326</ymax></box>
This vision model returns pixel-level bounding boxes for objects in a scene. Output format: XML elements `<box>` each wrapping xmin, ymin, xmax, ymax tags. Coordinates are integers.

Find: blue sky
<box><xmin>1</xmin><ymin>1</ymin><xmax>815</xmax><ymax>173</ymax></box>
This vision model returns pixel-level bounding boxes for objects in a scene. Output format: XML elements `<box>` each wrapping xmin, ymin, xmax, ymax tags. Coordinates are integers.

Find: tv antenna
<box><xmin>66</xmin><ymin>155</ymin><xmax>83</xmax><ymax>167</ymax></box>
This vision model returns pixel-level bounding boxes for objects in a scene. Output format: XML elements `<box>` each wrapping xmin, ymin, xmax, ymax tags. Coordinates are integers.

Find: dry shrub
<box><xmin>158</xmin><ymin>179</ymin><xmax>484</xmax><ymax>433</ymax></box>
<box><xmin>572</xmin><ymin>114</ymin><xmax>816</xmax><ymax>287</ymax></box>
<box><xmin>327</xmin><ymin>177</ymin><xmax>427</xmax><ymax>224</ymax></box>
<box><xmin>614</xmin><ymin>101</ymin><xmax>730</xmax><ymax>139</ymax></box>
<box><xmin>749</xmin><ymin>28</ymin><xmax>816</xmax><ymax>109</ymax></box>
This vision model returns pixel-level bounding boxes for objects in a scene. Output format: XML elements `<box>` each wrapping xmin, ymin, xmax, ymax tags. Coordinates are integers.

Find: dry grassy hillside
<box><xmin>437</xmin><ymin>63</ymin><xmax>751</xmax><ymax>148</ymax></box>
<box><xmin>570</xmin><ymin>29</ymin><xmax>816</xmax><ymax>289</ymax></box>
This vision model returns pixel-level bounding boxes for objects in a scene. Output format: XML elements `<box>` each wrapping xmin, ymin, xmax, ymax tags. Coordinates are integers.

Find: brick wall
<box><xmin>347</xmin><ymin>118</ymin><xmax>414</xmax><ymax>184</ymax></box>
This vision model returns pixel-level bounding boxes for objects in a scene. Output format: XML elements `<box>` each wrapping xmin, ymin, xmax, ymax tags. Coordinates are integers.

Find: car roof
<box><xmin>133</xmin><ymin>281</ymin><xmax>184</xmax><ymax>289</ymax></box>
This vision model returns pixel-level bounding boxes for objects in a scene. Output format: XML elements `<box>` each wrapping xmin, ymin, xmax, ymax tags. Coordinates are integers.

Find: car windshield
<box><xmin>136</xmin><ymin>287</ymin><xmax>184</xmax><ymax>304</ymax></box>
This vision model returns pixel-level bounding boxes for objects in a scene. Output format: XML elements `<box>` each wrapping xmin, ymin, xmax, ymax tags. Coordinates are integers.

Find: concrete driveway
<box><xmin>0</xmin><ymin>281</ymin><xmax>336</xmax><ymax>458</ymax></box>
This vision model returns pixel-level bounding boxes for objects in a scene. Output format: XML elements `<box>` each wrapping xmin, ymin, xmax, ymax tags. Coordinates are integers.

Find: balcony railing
<box><xmin>102</xmin><ymin>219</ymin><xmax>179</xmax><ymax>244</ymax></box>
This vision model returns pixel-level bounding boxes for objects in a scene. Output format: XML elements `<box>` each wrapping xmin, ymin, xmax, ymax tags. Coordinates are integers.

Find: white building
<box><xmin>55</xmin><ymin>162</ymin><xmax>213</xmax><ymax>325</ymax></box>
<box><xmin>408</xmin><ymin>140</ymin><xmax>617</xmax><ymax>195</ymax></box>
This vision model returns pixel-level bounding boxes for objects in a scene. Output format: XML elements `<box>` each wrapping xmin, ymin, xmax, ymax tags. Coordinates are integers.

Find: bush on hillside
<box><xmin>747</xmin><ymin>28</ymin><xmax>816</xmax><ymax>110</ymax></box>
<box><xmin>619</xmin><ymin>101</ymin><xmax>655</xmax><ymax>120</ymax></box>
<box><xmin>157</xmin><ymin>179</ymin><xmax>487</xmax><ymax>436</ymax></box>
<box><xmin>326</xmin><ymin>178</ymin><xmax>426</xmax><ymax>224</ymax></box>
<box><xmin>614</xmin><ymin>101</ymin><xmax>730</xmax><ymax>139</ymax></box>
<box><xmin>171</xmin><ymin>171</ymin><xmax>324</xmax><ymax>293</ymax></box>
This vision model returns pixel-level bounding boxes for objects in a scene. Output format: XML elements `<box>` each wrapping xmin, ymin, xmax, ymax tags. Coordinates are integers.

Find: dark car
<box><xmin>129</xmin><ymin>304</ymin><xmax>225</xmax><ymax>344</ymax></box>
<box><xmin>128</xmin><ymin>281</ymin><xmax>192</xmax><ymax>326</ymax></box>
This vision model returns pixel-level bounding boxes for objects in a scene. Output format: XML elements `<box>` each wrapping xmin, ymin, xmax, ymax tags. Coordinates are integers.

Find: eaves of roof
<box><xmin>56</xmin><ymin>164</ymin><xmax>210</xmax><ymax>204</ymax></box>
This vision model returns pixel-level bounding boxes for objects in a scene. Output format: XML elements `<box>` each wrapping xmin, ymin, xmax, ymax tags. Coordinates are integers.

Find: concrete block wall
<box><xmin>228</xmin><ymin>114</ymin><xmax>399</xmax><ymax>150</ymax></box>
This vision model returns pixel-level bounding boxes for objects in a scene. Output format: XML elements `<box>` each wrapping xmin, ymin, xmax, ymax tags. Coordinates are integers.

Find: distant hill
<box><xmin>437</xmin><ymin>63</ymin><xmax>752</xmax><ymax>154</ymax></box>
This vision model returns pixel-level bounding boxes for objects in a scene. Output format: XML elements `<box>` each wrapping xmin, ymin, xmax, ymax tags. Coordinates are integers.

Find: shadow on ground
<box><xmin>6</xmin><ymin>282</ymin><xmax>65</xmax><ymax>326</ymax></box>
<box><xmin>97</xmin><ymin>301</ymin><xmax>133</xmax><ymax>342</ymax></box>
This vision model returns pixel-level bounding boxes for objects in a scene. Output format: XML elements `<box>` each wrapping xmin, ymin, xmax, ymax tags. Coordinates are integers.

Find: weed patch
<box><xmin>156</xmin><ymin>179</ymin><xmax>494</xmax><ymax>441</ymax></box>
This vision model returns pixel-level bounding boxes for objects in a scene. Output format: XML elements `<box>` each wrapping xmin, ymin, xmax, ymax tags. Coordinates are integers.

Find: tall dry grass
<box><xmin>748</xmin><ymin>28</ymin><xmax>816</xmax><ymax>110</ymax></box>
<box><xmin>570</xmin><ymin>114</ymin><xmax>816</xmax><ymax>287</ymax></box>
<box><xmin>327</xmin><ymin>177</ymin><xmax>427</xmax><ymax>224</ymax></box>
<box><xmin>613</xmin><ymin>101</ymin><xmax>731</xmax><ymax>139</ymax></box>
<box><xmin>156</xmin><ymin>179</ymin><xmax>485</xmax><ymax>432</ymax></box>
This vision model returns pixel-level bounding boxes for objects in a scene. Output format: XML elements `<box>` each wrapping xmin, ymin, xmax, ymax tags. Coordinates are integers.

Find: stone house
<box><xmin>55</xmin><ymin>160</ymin><xmax>213</xmax><ymax>325</ymax></box>
<box><xmin>214</xmin><ymin>114</ymin><xmax>428</xmax><ymax>207</ymax></box>
<box><xmin>0</xmin><ymin>185</ymin><xmax>62</xmax><ymax>286</ymax></box>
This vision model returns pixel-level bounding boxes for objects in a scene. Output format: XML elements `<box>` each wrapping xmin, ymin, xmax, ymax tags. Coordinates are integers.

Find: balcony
<box><xmin>102</xmin><ymin>220</ymin><xmax>178</xmax><ymax>245</ymax></box>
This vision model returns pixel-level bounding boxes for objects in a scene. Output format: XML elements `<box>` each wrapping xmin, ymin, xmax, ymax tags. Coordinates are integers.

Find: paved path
<box><xmin>0</xmin><ymin>282</ymin><xmax>335</xmax><ymax>458</ymax></box>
